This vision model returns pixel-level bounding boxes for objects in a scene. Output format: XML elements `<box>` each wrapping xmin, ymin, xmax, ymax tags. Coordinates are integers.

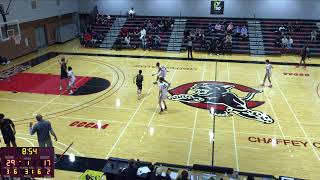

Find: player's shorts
<box><xmin>136</xmin><ymin>83</ymin><xmax>142</xmax><ymax>90</ymax></box>
<box><xmin>266</xmin><ymin>71</ymin><xmax>272</xmax><ymax>78</ymax></box>
<box><xmin>61</xmin><ymin>72</ymin><xmax>68</xmax><ymax>79</ymax></box>
<box><xmin>159</xmin><ymin>93</ymin><xmax>168</xmax><ymax>100</ymax></box>
<box><xmin>69</xmin><ymin>78</ymin><xmax>76</xmax><ymax>87</ymax></box>
<box><xmin>3</xmin><ymin>133</ymin><xmax>16</xmax><ymax>145</ymax></box>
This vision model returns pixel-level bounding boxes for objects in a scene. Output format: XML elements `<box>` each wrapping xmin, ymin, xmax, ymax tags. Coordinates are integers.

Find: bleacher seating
<box><xmin>181</xmin><ymin>18</ymin><xmax>250</xmax><ymax>54</ymax></box>
<box><xmin>113</xmin><ymin>16</ymin><xmax>174</xmax><ymax>50</ymax></box>
<box><xmin>86</xmin><ymin>15</ymin><xmax>320</xmax><ymax>56</ymax></box>
<box><xmin>261</xmin><ymin>20</ymin><xmax>320</xmax><ymax>56</ymax></box>
<box><xmin>91</xmin><ymin>17</ymin><xmax>116</xmax><ymax>34</ymax></box>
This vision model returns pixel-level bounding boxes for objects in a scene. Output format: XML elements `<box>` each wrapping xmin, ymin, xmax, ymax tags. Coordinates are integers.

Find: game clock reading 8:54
<box><xmin>0</xmin><ymin>147</ymin><xmax>54</xmax><ymax>178</ymax></box>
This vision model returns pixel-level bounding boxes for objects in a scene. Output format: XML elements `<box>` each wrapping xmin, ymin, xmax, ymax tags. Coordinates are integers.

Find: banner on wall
<box><xmin>211</xmin><ymin>0</ymin><xmax>224</xmax><ymax>15</ymax></box>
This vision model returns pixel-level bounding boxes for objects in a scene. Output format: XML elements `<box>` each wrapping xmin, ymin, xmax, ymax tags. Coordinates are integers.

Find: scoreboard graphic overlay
<box><xmin>0</xmin><ymin>147</ymin><xmax>54</xmax><ymax>178</ymax></box>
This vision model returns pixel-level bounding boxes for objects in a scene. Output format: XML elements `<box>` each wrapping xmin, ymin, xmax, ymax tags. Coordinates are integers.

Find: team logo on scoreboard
<box><xmin>168</xmin><ymin>81</ymin><xmax>274</xmax><ymax>124</ymax></box>
<box><xmin>211</xmin><ymin>0</ymin><xmax>224</xmax><ymax>15</ymax></box>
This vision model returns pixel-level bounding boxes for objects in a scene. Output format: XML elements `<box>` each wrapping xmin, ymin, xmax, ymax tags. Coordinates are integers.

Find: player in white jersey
<box><xmin>152</xmin><ymin>62</ymin><xmax>169</xmax><ymax>84</ymax></box>
<box><xmin>261</xmin><ymin>59</ymin><xmax>272</xmax><ymax>88</ymax></box>
<box><xmin>67</xmin><ymin>66</ymin><xmax>76</xmax><ymax>95</ymax></box>
<box><xmin>158</xmin><ymin>77</ymin><xmax>169</xmax><ymax>114</ymax></box>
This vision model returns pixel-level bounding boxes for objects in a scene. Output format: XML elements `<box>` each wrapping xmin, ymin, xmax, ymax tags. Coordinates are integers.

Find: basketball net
<box><xmin>12</xmin><ymin>35</ymin><xmax>21</xmax><ymax>45</ymax></box>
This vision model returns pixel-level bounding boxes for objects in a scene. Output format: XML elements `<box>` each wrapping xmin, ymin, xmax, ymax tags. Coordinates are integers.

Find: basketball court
<box><xmin>1</xmin><ymin>41</ymin><xmax>320</xmax><ymax>179</ymax></box>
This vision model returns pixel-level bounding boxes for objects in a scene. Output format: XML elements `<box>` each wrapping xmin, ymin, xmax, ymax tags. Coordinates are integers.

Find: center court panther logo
<box><xmin>168</xmin><ymin>81</ymin><xmax>274</xmax><ymax>124</ymax></box>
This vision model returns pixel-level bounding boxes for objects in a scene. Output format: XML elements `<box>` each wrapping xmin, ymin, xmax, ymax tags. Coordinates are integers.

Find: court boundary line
<box><xmin>226</xmin><ymin>62</ymin><xmax>239</xmax><ymax>171</ymax></box>
<box><xmin>273</xmin><ymin>76</ymin><xmax>320</xmax><ymax>160</ymax></box>
<box><xmin>256</xmin><ymin>71</ymin><xmax>287</xmax><ymax>139</ymax></box>
<box><xmin>11</xmin><ymin>59</ymin><xmax>125</xmax><ymax>123</ymax></box>
<box><xmin>32</xmin><ymin>66</ymin><xmax>102</xmax><ymax>115</ymax></box>
<box><xmin>139</xmin><ymin>69</ymin><xmax>178</xmax><ymax>143</ymax></box>
<box><xmin>105</xmin><ymin>60</ymin><xmax>171</xmax><ymax>159</ymax></box>
<box><xmin>187</xmin><ymin>61</ymin><xmax>207</xmax><ymax>166</ymax></box>
<box><xmin>58</xmin><ymin>52</ymin><xmax>320</xmax><ymax>67</ymax></box>
<box><xmin>24</xmin><ymin>114</ymin><xmax>320</xmax><ymax>141</ymax></box>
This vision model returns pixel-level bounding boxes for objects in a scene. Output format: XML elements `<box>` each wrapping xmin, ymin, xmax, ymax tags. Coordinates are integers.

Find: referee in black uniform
<box><xmin>0</xmin><ymin>113</ymin><xmax>17</xmax><ymax>147</ymax></box>
<box><xmin>187</xmin><ymin>35</ymin><xmax>193</xmax><ymax>59</ymax></box>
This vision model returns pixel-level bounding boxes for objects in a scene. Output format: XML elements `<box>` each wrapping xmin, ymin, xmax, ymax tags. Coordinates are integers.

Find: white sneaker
<box><xmin>69</xmin><ymin>90</ymin><xmax>73</xmax><ymax>95</ymax></box>
<box><xmin>59</xmin><ymin>86</ymin><xmax>62</xmax><ymax>91</ymax></box>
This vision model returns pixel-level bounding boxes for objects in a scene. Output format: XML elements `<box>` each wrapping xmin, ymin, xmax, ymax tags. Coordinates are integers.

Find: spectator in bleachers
<box><xmin>84</xmin><ymin>33</ymin><xmax>92</xmax><ymax>47</ymax></box>
<box><xmin>0</xmin><ymin>56</ymin><xmax>10</xmax><ymax>65</ymax></box>
<box><xmin>121</xmin><ymin>27</ymin><xmax>129</xmax><ymax>37</ymax></box>
<box><xmin>311</xmin><ymin>30</ymin><xmax>318</xmax><ymax>41</ymax></box>
<box><xmin>274</xmin><ymin>35</ymin><xmax>282</xmax><ymax>48</ymax></box>
<box><xmin>125</xmin><ymin>35</ymin><xmax>131</xmax><ymax>48</ymax></box>
<box><xmin>200</xmin><ymin>34</ymin><xmax>206</xmax><ymax>50</ymax></box>
<box><xmin>287</xmin><ymin>21</ymin><xmax>294</xmax><ymax>32</ymax></box>
<box><xmin>141</xmin><ymin>35</ymin><xmax>147</xmax><ymax>50</ymax></box>
<box><xmin>216</xmin><ymin>38</ymin><xmax>224</xmax><ymax>55</ymax></box>
<box><xmin>147</xmin><ymin>20</ymin><xmax>153</xmax><ymax>32</ymax></box>
<box><xmin>114</xmin><ymin>37</ymin><xmax>122</xmax><ymax>51</ymax></box>
<box><xmin>195</xmin><ymin>28</ymin><xmax>201</xmax><ymax>37</ymax></box>
<box><xmin>281</xmin><ymin>36</ymin><xmax>288</xmax><ymax>48</ymax></box>
<box><xmin>169</xmin><ymin>17</ymin><xmax>174</xmax><ymax>30</ymax></box>
<box><xmin>128</xmin><ymin>8</ymin><xmax>136</xmax><ymax>18</ymax></box>
<box><xmin>158</xmin><ymin>21</ymin><xmax>164</xmax><ymax>31</ymax></box>
<box><xmin>227</xmin><ymin>22</ymin><xmax>234</xmax><ymax>33</ymax></box>
<box><xmin>278</xmin><ymin>25</ymin><xmax>286</xmax><ymax>33</ymax></box>
<box><xmin>153</xmin><ymin>21</ymin><xmax>160</xmax><ymax>33</ymax></box>
<box><xmin>189</xmin><ymin>29</ymin><xmax>196</xmax><ymax>39</ymax></box>
<box><xmin>150</xmin><ymin>167</ymin><xmax>171</xmax><ymax>180</ymax></box>
<box><xmin>147</xmin><ymin>35</ymin><xmax>153</xmax><ymax>50</ymax></box>
<box><xmin>225</xmin><ymin>33</ymin><xmax>232</xmax><ymax>53</ymax></box>
<box><xmin>208</xmin><ymin>38</ymin><xmax>216</xmax><ymax>55</ymax></box>
<box><xmin>134</xmin><ymin>26</ymin><xmax>140</xmax><ymax>40</ymax></box>
<box><xmin>177</xmin><ymin>170</ymin><xmax>188</xmax><ymax>180</ymax></box>
<box><xmin>120</xmin><ymin>159</ymin><xmax>139</xmax><ymax>180</ymax></box>
<box><xmin>293</xmin><ymin>21</ymin><xmax>301</xmax><ymax>32</ymax></box>
<box><xmin>154</xmin><ymin>35</ymin><xmax>161</xmax><ymax>49</ymax></box>
<box><xmin>234</xmin><ymin>25</ymin><xmax>241</xmax><ymax>38</ymax></box>
<box><xmin>208</xmin><ymin>23</ymin><xmax>214</xmax><ymax>33</ymax></box>
<box><xmin>140</xmin><ymin>27</ymin><xmax>146</xmax><ymax>39</ymax></box>
<box><xmin>287</xmin><ymin>36</ymin><xmax>293</xmax><ymax>49</ymax></box>
<box><xmin>215</xmin><ymin>22</ymin><xmax>222</xmax><ymax>32</ymax></box>
<box><xmin>240</xmin><ymin>26</ymin><xmax>248</xmax><ymax>40</ymax></box>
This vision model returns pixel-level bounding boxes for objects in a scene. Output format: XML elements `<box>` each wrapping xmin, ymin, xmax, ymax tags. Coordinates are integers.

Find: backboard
<box><xmin>0</xmin><ymin>20</ymin><xmax>20</xmax><ymax>41</ymax></box>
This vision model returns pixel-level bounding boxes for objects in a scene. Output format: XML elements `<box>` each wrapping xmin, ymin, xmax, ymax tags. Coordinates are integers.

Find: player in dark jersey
<box><xmin>59</xmin><ymin>57</ymin><xmax>68</xmax><ymax>92</ymax></box>
<box><xmin>297</xmin><ymin>44</ymin><xmax>310</xmax><ymax>68</ymax></box>
<box><xmin>0</xmin><ymin>113</ymin><xmax>17</xmax><ymax>147</ymax></box>
<box><xmin>133</xmin><ymin>70</ymin><xmax>143</xmax><ymax>99</ymax></box>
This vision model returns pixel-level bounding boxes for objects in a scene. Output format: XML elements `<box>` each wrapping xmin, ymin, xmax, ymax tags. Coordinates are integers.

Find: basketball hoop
<box><xmin>12</xmin><ymin>35</ymin><xmax>21</xmax><ymax>45</ymax></box>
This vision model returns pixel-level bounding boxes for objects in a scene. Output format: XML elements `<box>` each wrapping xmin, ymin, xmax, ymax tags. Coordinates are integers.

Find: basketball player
<box><xmin>67</xmin><ymin>66</ymin><xmax>76</xmax><ymax>95</ymax></box>
<box><xmin>59</xmin><ymin>57</ymin><xmax>68</xmax><ymax>91</ymax></box>
<box><xmin>158</xmin><ymin>77</ymin><xmax>169</xmax><ymax>114</ymax></box>
<box><xmin>261</xmin><ymin>59</ymin><xmax>273</xmax><ymax>88</ymax></box>
<box><xmin>297</xmin><ymin>44</ymin><xmax>310</xmax><ymax>68</ymax></box>
<box><xmin>133</xmin><ymin>70</ymin><xmax>143</xmax><ymax>99</ymax></box>
<box><xmin>0</xmin><ymin>113</ymin><xmax>17</xmax><ymax>147</ymax></box>
<box><xmin>152</xmin><ymin>62</ymin><xmax>169</xmax><ymax>84</ymax></box>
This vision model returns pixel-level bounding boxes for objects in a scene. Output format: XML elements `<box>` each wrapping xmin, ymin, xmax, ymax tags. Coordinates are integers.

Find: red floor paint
<box><xmin>0</xmin><ymin>73</ymin><xmax>92</xmax><ymax>95</ymax></box>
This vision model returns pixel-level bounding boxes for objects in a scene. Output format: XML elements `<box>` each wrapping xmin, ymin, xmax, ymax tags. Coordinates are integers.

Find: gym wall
<box><xmin>0</xmin><ymin>14</ymin><xmax>74</xmax><ymax>60</ymax></box>
<box><xmin>78</xmin><ymin>0</ymin><xmax>320</xmax><ymax>20</ymax></box>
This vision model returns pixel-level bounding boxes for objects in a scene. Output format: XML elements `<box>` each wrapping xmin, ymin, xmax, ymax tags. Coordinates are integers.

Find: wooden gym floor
<box><xmin>1</xmin><ymin>40</ymin><xmax>320</xmax><ymax>179</ymax></box>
